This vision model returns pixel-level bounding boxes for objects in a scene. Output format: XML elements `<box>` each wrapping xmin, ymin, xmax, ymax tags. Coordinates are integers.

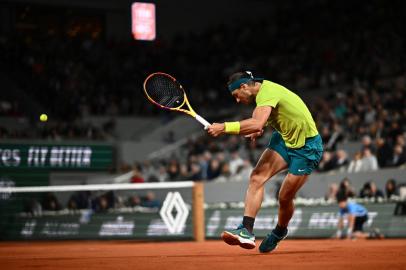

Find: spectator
<box><xmin>178</xmin><ymin>163</ymin><xmax>191</xmax><ymax>181</ymax></box>
<box><xmin>126</xmin><ymin>195</ymin><xmax>141</xmax><ymax>207</ymax></box>
<box><xmin>214</xmin><ymin>163</ymin><xmax>232</xmax><ymax>182</ymax></box>
<box><xmin>389</xmin><ymin>144</ymin><xmax>406</xmax><ymax>167</ymax></box>
<box><xmin>234</xmin><ymin>159</ymin><xmax>253</xmax><ymax>182</ymax></box>
<box><xmin>140</xmin><ymin>191</ymin><xmax>161</xmax><ymax>208</ymax></box>
<box><xmin>375</xmin><ymin>138</ymin><xmax>393</xmax><ymax>168</ymax></box>
<box><xmin>385</xmin><ymin>179</ymin><xmax>399</xmax><ymax>199</ymax></box>
<box><xmin>318</xmin><ymin>151</ymin><xmax>336</xmax><ymax>172</ymax></box>
<box><xmin>92</xmin><ymin>192</ymin><xmax>114</xmax><ymax>213</ymax></box>
<box><xmin>359</xmin><ymin>181</ymin><xmax>384</xmax><ymax>200</ymax></box>
<box><xmin>338</xmin><ymin>178</ymin><xmax>355</xmax><ymax>198</ymax></box>
<box><xmin>325</xmin><ymin>183</ymin><xmax>339</xmax><ymax>202</ymax></box>
<box><xmin>359</xmin><ymin>148</ymin><xmax>379</xmax><ymax>171</ymax></box>
<box><xmin>41</xmin><ymin>192</ymin><xmax>61</xmax><ymax>211</ymax></box>
<box><xmin>142</xmin><ymin>161</ymin><xmax>159</xmax><ymax>182</ymax></box>
<box><xmin>198</xmin><ymin>151</ymin><xmax>212</xmax><ymax>180</ymax></box>
<box><xmin>156</xmin><ymin>166</ymin><xmax>169</xmax><ymax>182</ymax></box>
<box><xmin>334</xmin><ymin>150</ymin><xmax>349</xmax><ymax>171</ymax></box>
<box><xmin>131</xmin><ymin>164</ymin><xmax>145</xmax><ymax>183</ymax></box>
<box><xmin>167</xmin><ymin>159</ymin><xmax>180</xmax><ymax>181</ymax></box>
<box><xmin>68</xmin><ymin>191</ymin><xmax>91</xmax><ymax>210</ymax></box>
<box><xmin>207</xmin><ymin>158</ymin><xmax>222</xmax><ymax>180</ymax></box>
<box><xmin>323</xmin><ymin>123</ymin><xmax>344</xmax><ymax>151</ymax></box>
<box><xmin>347</xmin><ymin>152</ymin><xmax>362</xmax><ymax>173</ymax></box>
<box><xmin>229</xmin><ymin>150</ymin><xmax>244</xmax><ymax>175</ymax></box>
<box><xmin>361</xmin><ymin>135</ymin><xmax>376</xmax><ymax>153</ymax></box>
<box><xmin>23</xmin><ymin>198</ymin><xmax>42</xmax><ymax>216</ymax></box>
<box><xmin>189</xmin><ymin>162</ymin><xmax>202</xmax><ymax>181</ymax></box>
<box><xmin>349</xmin><ymin>148</ymin><xmax>378</xmax><ymax>173</ymax></box>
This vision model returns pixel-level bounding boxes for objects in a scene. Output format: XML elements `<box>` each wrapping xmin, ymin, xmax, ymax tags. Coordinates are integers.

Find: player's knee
<box><xmin>249</xmin><ymin>172</ymin><xmax>266</xmax><ymax>189</ymax></box>
<box><xmin>278</xmin><ymin>193</ymin><xmax>293</xmax><ymax>206</ymax></box>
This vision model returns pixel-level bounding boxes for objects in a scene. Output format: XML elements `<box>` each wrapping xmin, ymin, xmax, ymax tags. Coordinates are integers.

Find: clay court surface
<box><xmin>1</xmin><ymin>239</ymin><xmax>406</xmax><ymax>270</ymax></box>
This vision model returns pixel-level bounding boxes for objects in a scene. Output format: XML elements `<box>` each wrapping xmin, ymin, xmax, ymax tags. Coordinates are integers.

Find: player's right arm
<box><xmin>207</xmin><ymin>106</ymin><xmax>272</xmax><ymax>137</ymax></box>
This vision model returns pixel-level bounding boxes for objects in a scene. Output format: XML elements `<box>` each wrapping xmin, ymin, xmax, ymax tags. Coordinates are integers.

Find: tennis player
<box><xmin>207</xmin><ymin>71</ymin><xmax>323</xmax><ymax>253</ymax></box>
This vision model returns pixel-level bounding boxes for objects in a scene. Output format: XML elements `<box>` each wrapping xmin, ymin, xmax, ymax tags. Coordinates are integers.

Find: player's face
<box><xmin>231</xmin><ymin>84</ymin><xmax>254</xmax><ymax>104</ymax></box>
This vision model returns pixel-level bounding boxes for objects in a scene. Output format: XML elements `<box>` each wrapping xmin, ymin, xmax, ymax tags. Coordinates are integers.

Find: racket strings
<box><xmin>146</xmin><ymin>74</ymin><xmax>184</xmax><ymax>108</ymax></box>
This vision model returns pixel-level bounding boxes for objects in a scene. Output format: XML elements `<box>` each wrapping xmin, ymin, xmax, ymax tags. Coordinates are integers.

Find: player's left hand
<box><xmin>245</xmin><ymin>129</ymin><xmax>264</xmax><ymax>141</ymax></box>
<box><xmin>207</xmin><ymin>123</ymin><xmax>225</xmax><ymax>137</ymax></box>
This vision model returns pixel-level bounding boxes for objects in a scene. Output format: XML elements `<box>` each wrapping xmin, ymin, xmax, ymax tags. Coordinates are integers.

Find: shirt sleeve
<box><xmin>347</xmin><ymin>203</ymin><xmax>356</xmax><ymax>215</ymax></box>
<box><xmin>256</xmin><ymin>86</ymin><xmax>280</xmax><ymax>108</ymax></box>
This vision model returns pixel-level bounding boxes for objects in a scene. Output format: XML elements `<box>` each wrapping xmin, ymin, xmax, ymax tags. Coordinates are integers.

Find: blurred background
<box><xmin>0</xmin><ymin>0</ymin><xmax>405</xmax><ymax>240</ymax></box>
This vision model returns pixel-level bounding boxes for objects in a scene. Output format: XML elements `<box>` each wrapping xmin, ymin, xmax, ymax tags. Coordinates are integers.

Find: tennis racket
<box><xmin>143</xmin><ymin>72</ymin><xmax>211</xmax><ymax>128</ymax></box>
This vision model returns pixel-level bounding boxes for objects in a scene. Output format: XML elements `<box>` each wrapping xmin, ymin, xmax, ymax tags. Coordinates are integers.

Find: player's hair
<box><xmin>227</xmin><ymin>71</ymin><xmax>256</xmax><ymax>87</ymax></box>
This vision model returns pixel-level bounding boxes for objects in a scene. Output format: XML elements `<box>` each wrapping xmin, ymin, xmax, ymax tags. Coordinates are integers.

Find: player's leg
<box><xmin>259</xmin><ymin>173</ymin><xmax>308</xmax><ymax>253</ymax></box>
<box><xmin>221</xmin><ymin>148</ymin><xmax>288</xmax><ymax>249</ymax></box>
<box><xmin>353</xmin><ymin>215</ymin><xmax>384</xmax><ymax>239</ymax></box>
<box><xmin>352</xmin><ymin>216</ymin><xmax>369</xmax><ymax>239</ymax></box>
<box><xmin>277</xmin><ymin>173</ymin><xmax>309</xmax><ymax>227</ymax></box>
<box><xmin>353</xmin><ymin>231</ymin><xmax>369</xmax><ymax>239</ymax></box>
<box><xmin>259</xmin><ymin>135</ymin><xmax>323</xmax><ymax>253</ymax></box>
<box><xmin>244</xmin><ymin>149</ymin><xmax>288</xmax><ymax>218</ymax></box>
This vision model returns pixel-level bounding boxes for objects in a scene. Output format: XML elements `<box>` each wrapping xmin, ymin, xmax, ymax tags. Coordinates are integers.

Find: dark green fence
<box><xmin>1</xmin><ymin>203</ymin><xmax>405</xmax><ymax>240</ymax></box>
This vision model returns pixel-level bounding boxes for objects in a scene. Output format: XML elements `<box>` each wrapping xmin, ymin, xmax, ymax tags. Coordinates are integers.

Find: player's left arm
<box><xmin>207</xmin><ymin>106</ymin><xmax>272</xmax><ymax>137</ymax></box>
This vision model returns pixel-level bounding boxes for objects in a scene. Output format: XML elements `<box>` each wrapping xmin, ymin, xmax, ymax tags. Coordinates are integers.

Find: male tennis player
<box><xmin>207</xmin><ymin>71</ymin><xmax>323</xmax><ymax>253</ymax></box>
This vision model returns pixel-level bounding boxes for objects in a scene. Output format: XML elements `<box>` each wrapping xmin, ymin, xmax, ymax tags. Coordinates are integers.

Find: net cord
<box><xmin>0</xmin><ymin>182</ymin><xmax>195</xmax><ymax>193</ymax></box>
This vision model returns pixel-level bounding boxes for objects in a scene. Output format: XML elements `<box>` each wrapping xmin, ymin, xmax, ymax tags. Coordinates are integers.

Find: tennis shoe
<box><xmin>221</xmin><ymin>224</ymin><xmax>256</xmax><ymax>249</ymax></box>
<box><xmin>370</xmin><ymin>228</ymin><xmax>385</xmax><ymax>239</ymax></box>
<box><xmin>259</xmin><ymin>229</ymin><xmax>288</xmax><ymax>253</ymax></box>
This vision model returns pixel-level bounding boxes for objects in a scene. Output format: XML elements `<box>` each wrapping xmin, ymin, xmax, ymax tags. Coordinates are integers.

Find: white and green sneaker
<box><xmin>221</xmin><ymin>224</ymin><xmax>256</xmax><ymax>249</ymax></box>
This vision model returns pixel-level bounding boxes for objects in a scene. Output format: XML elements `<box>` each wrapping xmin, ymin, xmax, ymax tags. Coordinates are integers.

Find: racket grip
<box><xmin>195</xmin><ymin>114</ymin><xmax>211</xmax><ymax>129</ymax></box>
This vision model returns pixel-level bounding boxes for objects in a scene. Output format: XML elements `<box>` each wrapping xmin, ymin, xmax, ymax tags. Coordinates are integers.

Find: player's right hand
<box><xmin>207</xmin><ymin>123</ymin><xmax>225</xmax><ymax>137</ymax></box>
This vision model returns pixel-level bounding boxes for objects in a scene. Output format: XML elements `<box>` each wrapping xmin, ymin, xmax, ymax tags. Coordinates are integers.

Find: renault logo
<box><xmin>159</xmin><ymin>192</ymin><xmax>189</xmax><ymax>234</ymax></box>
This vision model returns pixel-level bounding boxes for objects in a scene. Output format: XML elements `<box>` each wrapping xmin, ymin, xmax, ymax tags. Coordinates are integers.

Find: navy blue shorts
<box><xmin>267</xmin><ymin>132</ymin><xmax>323</xmax><ymax>175</ymax></box>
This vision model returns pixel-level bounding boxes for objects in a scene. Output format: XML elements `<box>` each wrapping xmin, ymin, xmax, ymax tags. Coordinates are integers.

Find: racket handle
<box><xmin>195</xmin><ymin>114</ymin><xmax>211</xmax><ymax>129</ymax></box>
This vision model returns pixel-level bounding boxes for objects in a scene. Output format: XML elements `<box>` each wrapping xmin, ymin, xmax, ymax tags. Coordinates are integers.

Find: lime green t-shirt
<box><xmin>256</xmin><ymin>80</ymin><xmax>318</xmax><ymax>148</ymax></box>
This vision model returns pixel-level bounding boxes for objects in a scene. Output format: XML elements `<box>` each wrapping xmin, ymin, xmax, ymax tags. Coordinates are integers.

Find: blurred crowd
<box><xmin>23</xmin><ymin>189</ymin><xmax>161</xmax><ymax>215</ymax></box>
<box><xmin>0</xmin><ymin>1</ymin><xmax>405</xmax><ymax>137</ymax></box>
<box><xmin>0</xmin><ymin>120</ymin><xmax>115</xmax><ymax>140</ymax></box>
<box><xmin>0</xmin><ymin>1</ymin><xmax>405</xmax><ymax>177</ymax></box>
<box><xmin>117</xmin><ymin>129</ymin><xmax>406</xmax><ymax>184</ymax></box>
<box><xmin>324</xmin><ymin>177</ymin><xmax>402</xmax><ymax>203</ymax></box>
<box><xmin>117</xmin><ymin>135</ymin><xmax>260</xmax><ymax>183</ymax></box>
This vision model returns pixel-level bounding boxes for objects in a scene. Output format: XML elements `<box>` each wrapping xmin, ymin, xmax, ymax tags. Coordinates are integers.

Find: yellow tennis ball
<box><xmin>40</xmin><ymin>114</ymin><xmax>48</xmax><ymax>122</ymax></box>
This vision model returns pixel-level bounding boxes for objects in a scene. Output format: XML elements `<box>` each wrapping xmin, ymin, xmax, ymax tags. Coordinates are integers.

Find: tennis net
<box><xmin>0</xmin><ymin>182</ymin><xmax>204</xmax><ymax>241</ymax></box>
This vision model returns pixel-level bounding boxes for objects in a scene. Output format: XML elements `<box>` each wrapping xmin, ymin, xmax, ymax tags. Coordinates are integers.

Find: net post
<box><xmin>192</xmin><ymin>182</ymin><xmax>205</xmax><ymax>242</ymax></box>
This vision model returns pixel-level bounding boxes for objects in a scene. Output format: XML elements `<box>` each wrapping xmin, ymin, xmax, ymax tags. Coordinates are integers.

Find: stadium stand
<box><xmin>0</xmin><ymin>0</ymin><xmax>405</xmax><ymax>192</ymax></box>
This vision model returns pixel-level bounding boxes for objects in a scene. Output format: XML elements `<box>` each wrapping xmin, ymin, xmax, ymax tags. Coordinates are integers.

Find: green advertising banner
<box><xmin>1</xmin><ymin>203</ymin><xmax>405</xmax><ymax>240</ymax></box>
<box><xmin>205</xmin><ymin>204</ymin><xmax>406</xmax><ymax>239</ymax></box>
<box><xmin>0</xmin><ymin>142</ymin><xmax>114</xmax><ymax>171</ymax></box>
<box><xmin>1</xmin><ymin>211</ymin><xmax>194</xmax><ymax>240</ymax></box>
